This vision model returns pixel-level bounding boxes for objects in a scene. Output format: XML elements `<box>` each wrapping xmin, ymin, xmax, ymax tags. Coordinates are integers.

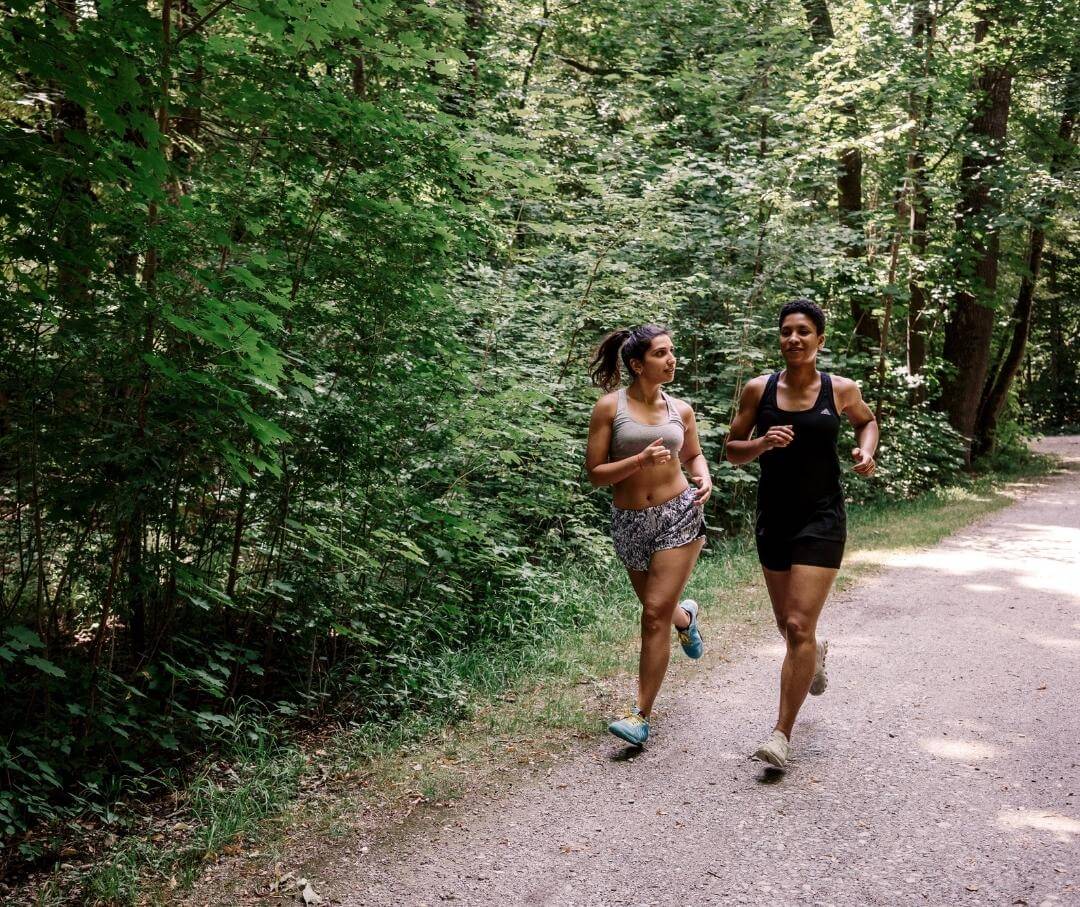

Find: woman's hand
<box><xmin>637</xmin><ymin>437</ymin><xmax>672</xmax><ymax>468</ymax></box>
<box><xmin>760</xmin><ymin>425</ymin><xmax>794</xmax><ymax>450</ymax></box>
<box><xmin>851</xmin><ymin>446</ymin><xmax>876</xmax><ymax>476</ymax></box>
<box><xmin>691</xmin><ymin>474</ymin><xmax>712</xmax><ymax>506</ymax></box>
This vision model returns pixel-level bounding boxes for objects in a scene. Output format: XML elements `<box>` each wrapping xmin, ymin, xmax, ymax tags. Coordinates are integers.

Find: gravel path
<box><xmin>330</xmin><ymin>438</ymin><xmax>1080</xmax><ymax>906</ymax></box>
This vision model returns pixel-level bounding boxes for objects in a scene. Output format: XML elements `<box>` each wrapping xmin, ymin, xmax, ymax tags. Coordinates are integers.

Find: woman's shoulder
<box><xmin>740</xmin><ymin>374</ymin><xmax>772</xmax><ymax>400</ymax></box>
<box><xmin>826</xmin><ymin>373</ymin><xmax>859</xmax><ymax>394</ymax></box>
<box><xmin>591</xmin><ymin>389</ymin><xmax>621</xmax><ymax>418</ymax></box>
<box><xmin>668</xmin><ymin>394</ymin><xmax>694</xmax><ymax>420</ymax></box>
<box><xmin>825</xmin><ymin>373</ymin><xmax>863</xmax><ymax>407</ymax></box>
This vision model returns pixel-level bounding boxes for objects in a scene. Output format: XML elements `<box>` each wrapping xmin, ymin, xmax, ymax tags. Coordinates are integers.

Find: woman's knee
<box><xmin>773</xmin><ymin>611</ymin><xmax>787</xmax><ymax>636</ymax></box>
<box><xmin>641</xmin><ymin>598</ymin><xmax>676</xmax><ymax>635</ymax></box>
<box><xmin>782</xmin><ymin>613</ymin><xmax>814</xmax><ymax>646</ymax></box>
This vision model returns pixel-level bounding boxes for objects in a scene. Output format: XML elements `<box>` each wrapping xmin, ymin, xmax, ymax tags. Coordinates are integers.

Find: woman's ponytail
<box><xmin>590</xmin><ymin>329</ymin><xmax>631</xmax><ymax>392</ymax></box>
<box><xmin>589</xmin><ymin>324</ymin><xmax>670</xmax><ymax>393</ymax></box>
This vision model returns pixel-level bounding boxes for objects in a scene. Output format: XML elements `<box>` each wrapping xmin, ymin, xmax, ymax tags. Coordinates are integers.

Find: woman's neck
<box><xmin>782</xmin><ymin>362</ymin><xmax>818</xmax><ymax>387</ymax></box>
<box><xmin>627</xmin><ymin>379</ymin><xmax>662</xmax><ymax>404</ymax></box>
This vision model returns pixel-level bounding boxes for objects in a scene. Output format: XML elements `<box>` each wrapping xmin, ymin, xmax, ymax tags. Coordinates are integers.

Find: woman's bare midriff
<box><xmin>611</xmin><ymin>459</ymin><xmax>689</xmax><ymax>510</ymax></box>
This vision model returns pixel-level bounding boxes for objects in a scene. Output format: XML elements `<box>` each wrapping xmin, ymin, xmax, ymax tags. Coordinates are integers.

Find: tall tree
<box><xmin>941</xmin><ymin>9</ymin><xmax>1014</xmax><ymax>463</ymax></box>
<box><xmin>975</xmin><ymin>54</ymin><xmax>1079</xmax><ymax>453</ymax></box>
<box><xmin>799</xmin><ymin>0</ymin><xmax>880</xmax><ymax>346</ymax></box>
<box><xmin>906</xmin><ymin>0</ymin><xmax>934</xmax><ymax>395</ymax></box>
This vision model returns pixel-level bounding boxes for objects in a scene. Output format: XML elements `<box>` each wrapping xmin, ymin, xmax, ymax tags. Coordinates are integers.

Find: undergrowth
<box><xmin>29</xmin><ymin>456</ymin><xmax>1057</xmax><ymax>905</ymax></box>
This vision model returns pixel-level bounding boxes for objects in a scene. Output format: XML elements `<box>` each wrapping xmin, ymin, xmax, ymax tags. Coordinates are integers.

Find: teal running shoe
<box><xmin>608</xmin><ymin>710</ymin><xmax>650</xmax><ymax>746</ymax></box>
<box><xmin>677</xmin><ymin>599</ymin><xmax>704</xmax><ymax>659</ymax></box>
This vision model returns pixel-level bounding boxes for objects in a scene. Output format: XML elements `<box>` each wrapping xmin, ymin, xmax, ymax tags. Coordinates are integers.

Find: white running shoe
<box><xmin>810</xmin><ymin>639</ymin><xmax>829</xmax><ymax>696</ymax></box>
<box><xmin>752</xmin><ymin>729</ymin><xmax>790</xmax><ymax>770</ymax></box>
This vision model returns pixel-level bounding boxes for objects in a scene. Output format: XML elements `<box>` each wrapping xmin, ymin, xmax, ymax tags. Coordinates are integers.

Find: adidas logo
<box><xmin>821</xmin><ymin>408</ymin><xmax>831</xmax><ymax>415</ymax></box>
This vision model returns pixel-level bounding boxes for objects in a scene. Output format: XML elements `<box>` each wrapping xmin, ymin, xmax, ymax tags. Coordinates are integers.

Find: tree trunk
<box><xmin>799</xmin><ymin>0</ymin><xmax>878</xmax><ymax>345</ymax></box>
<box><xmin>974</xmin><ymin>55</ymin><xmax>1078</xmax><ymax>454</ymax></box>
<box><xmin>800</xmin><ymin>0</ymin><xmax>834</xmax><ymax>44</ymax></box>
<box><xmin>128</xmin><ymin>511</ymin><xmax>147</xmax><ymax>662</ymax></box>
<box><xmin>175</xmin><ymin>0</ymin><xmax>203</xmax><ymax>171</ymax></box>
<box><xmin>519</xmin><ymin>0</ymin><xmax>549</xmax><ymax>109</ymax></box>
<box><xmin>906</xmin><ymin>0</ymin><xmax>934</xmax><ymax>396</ymax></box>
<box><xmin>972</xmin><ymin>228</ymin><xmax>1043</xmax><ymax>454</ymax></box>
<box><xmin>1047</xmin><ymin>253</ymin><xmax>1061</xmax><ymax>416</ymax></box>
<box><xmin>53</xmin><ymin>1</ymin><xmax>94</xmax><ymax>314</ymax></box>
<box><xmin>461</xmin><ymin>0</ymin><xmax>485</xmax><ymax>117</ymax></box>
<box><xmin>874</xmin><ymin>192</ymin><xmax>905</xmax><ymax>421</ymax></box>
<box><xmin>940</xmin><ymin>15</ymin><xmax>1013</xmax><ymax>464</ymax></box>
<box><xmin>352</xmin><ymin>53</ymin><xmax>367</xmax><ymax>98</ymax></box>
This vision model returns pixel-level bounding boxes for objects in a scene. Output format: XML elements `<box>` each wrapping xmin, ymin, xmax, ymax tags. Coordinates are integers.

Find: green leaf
<box><xmin>6</xmin><ymin>626</ymin><xmax>44</xmax><ymax>651</ymax></box>
<box><xmin>239</xmin><ymin>409</ymin><xmax>292</xmax><ymax>445</ymax></box>
<box><xmin>23</xmin><ymin>656</ymin><xmax>65</xmax><ymax>678</ymax></box>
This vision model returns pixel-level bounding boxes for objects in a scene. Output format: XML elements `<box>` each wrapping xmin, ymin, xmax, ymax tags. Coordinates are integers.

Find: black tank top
<box><xmin>754</xmin><ymin>371</ymin><xmax>846</xmax><ymax>541</ymax></box>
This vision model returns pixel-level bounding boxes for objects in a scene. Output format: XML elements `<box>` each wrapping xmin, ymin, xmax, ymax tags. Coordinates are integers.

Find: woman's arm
<box><xmin>725</xmin><ymin>377</ymin><xmax>793</xmax><ymax>465</ymax></box>
<box><xmin>678</xmin><ymin>402</ymin><xmax>712</xmax><ymax>505</ymax></box>
<box><xmin>585</xmin><ymin>395</ymin><xmax>670</xmax><ymax>487</ymax></box>
<box><xmin>836</xmin><ymin>377</ymin><xmax>878</xmax><ymax>476</ymax></box>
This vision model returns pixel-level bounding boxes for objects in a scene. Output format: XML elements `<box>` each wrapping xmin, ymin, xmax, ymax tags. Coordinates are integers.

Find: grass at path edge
<box><xmin>37</xmin><ymin>459</ymin><xmax>1057</xmax><ymax>905</ymax></box>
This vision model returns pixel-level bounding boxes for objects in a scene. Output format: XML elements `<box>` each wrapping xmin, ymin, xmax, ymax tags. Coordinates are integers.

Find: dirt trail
<box><xmin>312</xmin><ymin>439</ymin><xmax>1080</xmax><ymax>905</ymax></box>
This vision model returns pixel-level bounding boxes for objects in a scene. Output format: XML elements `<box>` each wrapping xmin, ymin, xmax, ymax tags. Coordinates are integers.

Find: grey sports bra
<box><xmin>609</xmin><ymin>388</ymin><xmax>685</xmax><ymax>461</ymax></box>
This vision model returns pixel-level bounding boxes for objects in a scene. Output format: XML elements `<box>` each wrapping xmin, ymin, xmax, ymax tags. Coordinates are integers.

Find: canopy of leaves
<box><xmin>0</xmin><ymin>0</ymin><xmax>1075</xmax><ymax>868</ymax></box>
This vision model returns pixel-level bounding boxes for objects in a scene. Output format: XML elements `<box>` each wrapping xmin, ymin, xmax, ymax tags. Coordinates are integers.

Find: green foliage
<box><xmin>1021</xmin><ymin>233</ymin><xmax>1080</xmax><ymax>431</ymax></box>
<box><xmin>847</xmin><ymin>392</ymin><xmax>966</xmax><ymax>504</ymax></box>
<box><xmin>0</xmin><ymin>0</ymin><xmax>1075</xmax><ymax>879</ymax></box>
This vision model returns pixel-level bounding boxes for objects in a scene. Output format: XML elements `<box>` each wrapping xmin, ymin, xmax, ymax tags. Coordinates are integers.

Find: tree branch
<box><xmin>174</xmin><ymin>0</ymin><xmax>236</xmax><ymax>44</ymax></box>
<box><xmin>556</xmin><ymin>55</ymin><xmax>629</xmax><ymax>77</ymax></box>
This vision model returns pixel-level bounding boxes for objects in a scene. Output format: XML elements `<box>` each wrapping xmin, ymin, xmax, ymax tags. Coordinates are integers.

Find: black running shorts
<box><xmin>755</xmin><ymin>533</ymin><xmax>845</xmax><ymax>572</ymax></box>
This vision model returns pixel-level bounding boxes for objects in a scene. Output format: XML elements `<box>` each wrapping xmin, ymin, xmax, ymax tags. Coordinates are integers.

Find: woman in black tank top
<box><xmin>755</xmin><ymin>370</ymin><xmax>846</xmax><ymax>546</ymax></box>
<box><xmin>726</xmin><ymin>299</ymin><xmax>879</xmax><ymax>770</ymax></box>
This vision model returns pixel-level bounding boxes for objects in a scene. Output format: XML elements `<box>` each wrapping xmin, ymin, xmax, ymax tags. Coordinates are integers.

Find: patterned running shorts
<box><xmin>610</xmin><ymin>486</ymin><xmax>707</xmax><ymax>572</ymax></box>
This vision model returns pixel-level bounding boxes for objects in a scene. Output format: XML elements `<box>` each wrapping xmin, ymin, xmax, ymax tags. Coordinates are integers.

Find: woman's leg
<box><xmin>761</xmin><ymin>567</ymin><xmax>792</xmax><ymax>637</ymax></box>
<box><xmin>775</xmin><ymin>564</ymin><xmax>837</xmax><ymax>738</ymax></box>
<box><xmin>635</xmin><ymin>538</ymin><xmax>705</xmax><ymax>716</ymax></box>
<box><xmin>629</xmin><ymin>568</ymin><xmax>693</xmax><ymax>632</ymax></box>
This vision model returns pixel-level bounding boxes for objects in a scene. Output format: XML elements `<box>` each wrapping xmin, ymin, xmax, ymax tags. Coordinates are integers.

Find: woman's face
<box><xmin>632</xmin><ymin>334</ymin><xmax>676</xmax><ymax>384</ymax></box>
<box><xmin>780</xmin><ymin>314</ymin><xmax>824</xmax><ymax>365</ymax></box>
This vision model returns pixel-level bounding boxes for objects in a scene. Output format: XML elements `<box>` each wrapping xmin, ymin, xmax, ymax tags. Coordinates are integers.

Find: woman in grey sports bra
<box><xmin>584</xmin><ymin>324</ymin><xmax>713</xmax><ymax>746</ymax></box>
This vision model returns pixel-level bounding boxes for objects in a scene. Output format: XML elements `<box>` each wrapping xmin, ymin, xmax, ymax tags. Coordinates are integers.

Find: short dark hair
<box><xmin>779</xmin><ymin>298</ymin><xmax>825</xmax><ymax>334</ymax></box>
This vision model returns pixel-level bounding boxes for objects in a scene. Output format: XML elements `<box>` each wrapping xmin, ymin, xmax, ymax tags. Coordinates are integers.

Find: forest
<box><xmin>0</xmin><ymin>0</ymin><xmax>1077</xmax><ymax>881</ymax></box>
